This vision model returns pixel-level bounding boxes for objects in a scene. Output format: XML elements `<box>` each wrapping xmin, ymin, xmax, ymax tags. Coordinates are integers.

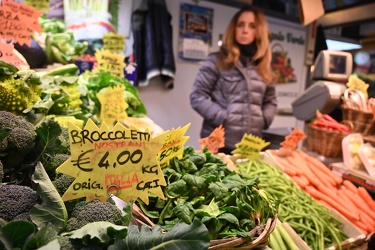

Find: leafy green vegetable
<box><xmin>112</xmin><ymin>219</ymin><xmax>210</xmax><ymax>250</ymax></box>
<box><xmin>138</xmin><ymin>146</ymin><xmax>279</xmax><ymax>240</ymax></box>
<box><xmin>30</xmin><ymin>162</ymin><xmax>68</xmax><ymax>233</ymax></box>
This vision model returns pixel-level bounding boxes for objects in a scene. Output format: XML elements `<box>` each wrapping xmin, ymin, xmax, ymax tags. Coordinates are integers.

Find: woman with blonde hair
<box><xmin>190</xmin><ymin>6</ymin><xmax>277</xmax><ymax>154</ymax></box>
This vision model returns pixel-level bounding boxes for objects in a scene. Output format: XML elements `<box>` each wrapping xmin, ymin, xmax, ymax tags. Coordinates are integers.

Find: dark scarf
<box><xmin>237</xmin><ymin>42</ymin><xmax>257</xmax><ymax>66</ymax></box>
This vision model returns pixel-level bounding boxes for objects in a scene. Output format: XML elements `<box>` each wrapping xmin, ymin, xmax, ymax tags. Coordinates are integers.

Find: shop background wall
<box><xmin>134</xmin><ymin>0</ymin><xmax>238</xmax><ymax>149</ymax></box>
<box><xmin>127</xmin><ymin>0</ymin><xmax>306</xmax><ymax>149</ymax></box>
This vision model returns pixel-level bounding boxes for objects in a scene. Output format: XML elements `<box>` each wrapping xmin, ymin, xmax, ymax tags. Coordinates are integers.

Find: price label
<box><xmin>232</xmin><ymin>134</ymin><xmax>270</xmax><ymax>159</ymax></box>
<box><xmin>346</xmin><ymin>75</ymin><xmax>369</xmax><ymax>99</ymax></box>
<box><xmin>94</xmin><ymin>49</ymin><xmax>125</xmax><ymax>78</ymax></box>
<box><xmin>96</xmin><ymin>85</ymin><xmax>128</xmax><ymax>125</ymax></box>
<box><xmin>103</xmin><ymin>32</ymin><xmax>126</xmax><ymax>53</ymax></box>
<box><xmin>56</xmin><ymin>119</ymin><xmax>169</xmax><ymax>204</ymax></box>
<box><xmin>0</xmin><ymin>42</ymin><xmax>30</xmax><ymax>69</ymax></box>
<box><xmin>158</xmin><ymin>124</ymin><xmax>190</xmax><ymax>168</ymax></box>
<box><xmin>280</xmin><ymin>128</ymin><xmax>306</xmax><ymax>150</ymax></box>
<box><xmin>199</xmin><ymin>124</ymin><xmax>225</xmax><ymax>153</ymax></box>
<box><xmin>24</xmin><ymin>0</ymin><xmax>50</xmax><ymax>11</ymax></box>
<box><xmin>0</xmin><ymin>1</ymin><xmax>43</xmax><ymax>46</ymax></box>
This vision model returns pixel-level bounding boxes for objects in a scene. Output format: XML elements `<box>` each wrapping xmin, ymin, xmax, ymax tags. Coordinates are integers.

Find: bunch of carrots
<box><xmin>311</xmin><ymin>111</ymin><xmax>351</xmax><ymax>132</ymax></box>
<box><xmin>271</xmin><ymin>149</ymin><xmax>375</xmax><ymax>235</ymax></box>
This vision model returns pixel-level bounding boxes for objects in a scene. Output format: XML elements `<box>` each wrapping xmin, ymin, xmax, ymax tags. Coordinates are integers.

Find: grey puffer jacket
<box><xmin>190</xmin><ymin>52</ymin><xmax>277</xmax><ymax>151</ymax></box>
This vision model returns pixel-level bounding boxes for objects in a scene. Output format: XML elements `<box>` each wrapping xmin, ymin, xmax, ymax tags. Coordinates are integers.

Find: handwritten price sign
<box><xmin>280</xmin><ymin>128</ymin><xmax>306</xmax><ymax>150</ymax></box>
<box><xmin>94</xmin><ymin>49</ymin><xmax>125</xmax><ymax>78</ymax></box>
<box><xmin>103</xmin><ymin>32</ymin><xmax>126</xmax><ymax>53</ymax></box>
<box><xmin>0</xmin><ymin>42</ymin><xmax>29</xmax><ymax>69</ymax></box>
<box><xmin>158</xmin><ymin>124</ymin><xmax>190</xmax><ymax>168</ymax></box>
<box><xmin>56</xmin><ymin>119</ymin><xmax>168</xmax><ymax>204</ymax></box>
<box><xmin>232</xmin><ymin>134</ymin><xmax>270</xmax><ymax>159</ymax></box>
<box><xmin>96</xmin><ymin>85</ymin><xmax>129</xmax><ymax>125</ymax></box>
<box><xmin>199</xmin><ymin>124</ymin><xmax>225</xmax><ymax>153</ymax></box>
<box><xmin>0</xmin><ymin>1</ymin><xmax>43</xmax><ymax>46</ymax></box>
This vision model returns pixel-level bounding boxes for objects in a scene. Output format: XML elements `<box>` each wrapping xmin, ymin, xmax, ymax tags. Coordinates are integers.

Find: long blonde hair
<box><xmin>218</xmin><ymin>6</ymin><xmax>273</xmax><ymax>84</ymax></box>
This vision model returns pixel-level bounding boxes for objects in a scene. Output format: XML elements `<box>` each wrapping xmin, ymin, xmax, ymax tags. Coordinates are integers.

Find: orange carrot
<box><xmin>353</xmin><ymin>193</ymin><xmax>375</xmax><ymax>221</ymax></box>
<box><xmin>307</xmin><ymin>161</ymin><xmax>336</xmax><ymax>188</ymax></box>
<box><xmin>305</xmin><ymin>185</ymin><xmax>359</xmax><ymax>222</ymax></box>
<box><xmin>343</xmin><ymin>180</ymin><xmax>358</xmax><ymax>193</ymax></box>
<box><xmin>358</xmin><ymin>186</ymin><xmax>375</xmax><ymax>208</ymax></box>
<box><xmin>337</xmin><ymin>189</ymin><xmax>359</xmax><ymax>213</ymax></box>
<box><xmin>304</xmin><ymin>154</ymin><xmax>343</xmax><ymax>185</ymax></box>
<box><xmin>291</xmin><ymin>175</ymin><xmax>309</xmax><ymax>188</ymax></box>
<box><xmin>359</xmin><ymin>211</ymin><xmax>375</xmax><ymax>233</ymax></box>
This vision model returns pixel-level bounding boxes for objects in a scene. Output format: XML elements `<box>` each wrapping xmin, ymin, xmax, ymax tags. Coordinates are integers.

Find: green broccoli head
<box><xmin>65</xmin><ymin>199</ymin><xmax>125</xmax><ymax>232</ymax></box>
<box><xmin>52</xmin><ymin>173</ymin><xmax>75</xmax><ymax>196</ymax></box>
<box><xmin>0</xmin><ymin>184</ymin><xmax>40</xmax><ymax>221</ymax></box>
<box><xmin>0</xmin><ymin>111</ymin><xmax>36</xmax><ymax>168</ymax></box>
<box><xmin>58</xmin><ymin>126</ymin><xmax>71</xmax><ymax>155</ymax></box>
<box><xmin>43</xmin><ymin>153</ymin><xmax>70</xmax><ymax>180</ymax></box>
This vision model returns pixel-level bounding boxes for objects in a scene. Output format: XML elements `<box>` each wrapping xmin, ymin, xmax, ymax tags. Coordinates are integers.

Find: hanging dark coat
<box><xmin>131</xmin><ymin>0</ymin><xmax>176</xmax><ymax>88</ymax></box>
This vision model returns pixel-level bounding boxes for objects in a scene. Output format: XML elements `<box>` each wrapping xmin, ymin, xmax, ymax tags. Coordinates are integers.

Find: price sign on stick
<box><xmin>0</xmin><ymin>42</ymin><xmax>29</xmax><ymax>70</ymax></box>
<box><xmin>103</xmin><ymin>32</ymin><xmax>126</xmax><ymax>53</ymax></box>
<box><xmin>280</xmin><ymin>128</ymin><xmax>306</xmax><ymax>150</ymax></box>
<box><xmin>157</xmin><ymin>124</ymin><xmax>191</xmax><ymax>168</ymax></box>
<box><xmin>199</xmin><ymin>125</ymin><xmax>225</xmax><ymax>153</ymax></box>
<box><xmin>24</xmin><ymin>0</ymin><xmax>50</xmax><ymax>11</ymax></box>
<box><xmin>231</xmin><ymin>134</ymin><xmax>270</xmax><ymax>159</ymax></box>
<box><xmin>94</xmin><ymin>49</ymin><xmax>125</xmax><ymax>78</ymax></box>
<box><xmin>56</xmin><ymin>119</ymin><xmax>168</xmax><ymax>204</ymax></box>
<box><xmin>97</xmin><ymin>85</ymin><xmax>128</xmax><ymax>125</ymax></box>
<box><xmin>0</xmin><ymin>1</ymin><xmax>43</xmax><ymax>46</ymax></box>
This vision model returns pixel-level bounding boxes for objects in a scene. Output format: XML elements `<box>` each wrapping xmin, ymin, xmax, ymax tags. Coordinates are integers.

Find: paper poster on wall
<box><xmin>178</xmin><ymin>3</ymin><xmax>213</xmax><ymax>62</ymax></box>
<box><xmin>268</xmin><ymin>21</ymin><xmax>307</xmax><ymax>112</ymax></box>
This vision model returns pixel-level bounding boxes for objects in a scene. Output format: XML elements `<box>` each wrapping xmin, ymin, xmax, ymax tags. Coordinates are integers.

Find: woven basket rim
<box><xmin>132</xmin><ymin>203</ymin><xmax>278</xmax><ymax>249</ymax></box>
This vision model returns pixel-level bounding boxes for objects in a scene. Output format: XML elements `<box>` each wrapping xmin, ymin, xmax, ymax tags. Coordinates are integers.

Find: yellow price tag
<box><xmin>103</xmin><ymin>32</ymin><xmax>126</xmax><ymax>53</ymax></box>
<box><xmin>24</xmin><ymin>0</ymin><xmax>50</xmax><ymax>11</ymax></box>
<box><xmin>96</xmin><ymin>85</ymin><xmax>128</xmax><ymax>125</ymax></box>
<box><xmin>346</xmin><ymin>75</ymin><xmax>369</xmax><ymax>99</ymax></box>
<box><xmin>231</xmin><ymin>134</ymin><xmax>270</xmax><ymax>159</ymax></box>
<box><xmin>94</xmin><ymin>49</ymin><xmax>125</xmax><ymax>78</ymax></box>
<box><xmin>56</xmin><ymin>119</ymin><xmax>168</xmax><ymax>204</ymax></box>
<box><xmin>157</xmin><ymin>124</ymin><xmax>190</xmax><ymax>168</ymax></box>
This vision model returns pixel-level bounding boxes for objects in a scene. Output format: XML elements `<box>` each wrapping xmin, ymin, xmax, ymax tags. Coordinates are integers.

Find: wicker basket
<box><xmin>342</xmin><ymin>104</ymin><xmax>374</xmax><ymax>135</ymax></box>
<box><xmin>307</xmin><ymin>123</ymin><xmax>350</xmax><ymax>158</ymax></box>
<box><xmin>132</xmin><ymin>204</ymin><xmax>277</xmax><ymax>249</ymax></box>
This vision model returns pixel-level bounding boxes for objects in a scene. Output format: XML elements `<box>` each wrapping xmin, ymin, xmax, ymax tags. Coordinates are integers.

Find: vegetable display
<box><xmin>269</xmin><ymin>149</ymin><xmax>375</xmax><ymax>235</ymax></box>
<box><xmin>235</xmin><ymin>158</ymin><xmax>348</xmax><ymax>249</ymax></box>
<box><xmin>312</xmin><ymin>111</ymin><xmax>351</xmax><ymax>132</ymax></box>
<box><xmin>137</xmin><ymin>146</ymin><xmax>278</xmax><ymax>240</ymax></box>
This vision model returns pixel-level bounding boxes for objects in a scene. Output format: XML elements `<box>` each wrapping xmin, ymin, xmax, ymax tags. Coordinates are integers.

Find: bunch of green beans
<box><xmin>236</xmin><ymin>159</ymin><xmax>348</xmax><ymax>250</ymax></box>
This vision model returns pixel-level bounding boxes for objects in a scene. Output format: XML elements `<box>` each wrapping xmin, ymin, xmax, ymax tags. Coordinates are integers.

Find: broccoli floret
<box><xmin>0</xmin><ymin>111</ymin><xmax>36</xmax><ymax>168</ymax></box>
<box><xmin>0</xmin><ymin>184</ymin><xmax>39</xmax><ymax>221</ymax></box>
<box><xmin>52</xmin><ymin>174</ymin><xmax>75</xmax><ymax>196</ymax></box>
<box><xmin>58</xmin><ymin>126</ymin><xmax>71</xmax><ymax>154</ymax></box>
<box><xmin>0</xmin><ymin>74</ymin><xmax>41</xmax><ymax>116</ymax></box>
<box><xmin>65</xmin><ymin>199</ymin><xmax>125</xmax><ymax>232</ymax></box>
<box><xmin>43</xmin><ymin>153</ymin><xmax>70</xmax><ymax>180</ymax></box>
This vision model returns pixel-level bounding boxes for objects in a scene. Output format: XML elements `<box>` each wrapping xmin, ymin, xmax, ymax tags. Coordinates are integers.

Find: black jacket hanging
<box><xmin>131</xmin><ymin>0</ymin><xmax>176</xmax><ymax>89</ymax></box>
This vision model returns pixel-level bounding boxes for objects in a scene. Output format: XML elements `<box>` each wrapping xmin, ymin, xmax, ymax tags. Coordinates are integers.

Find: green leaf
<box><xmin>208</xmin><ymin>182</ymin><xmax>228</xmax><ymax>201</ymax></box>
<box><xmin>35</xmin><ymin>239</ymin><xmax>61</xmax><ymax>250</ymax></box>
<box><xmin>0</xmin><ymin>220</ymin><xmax>36</xmax><ymax>249</ymax></box>
<box><xmin>115</xmin><ymin>219</ymin><xmax>210</xmax><ymax>250</ymax></box>
<box><xmin>196</xmin><ymin>199</ymin><xmax>221</xmax><ymax>217</ymax></box>
<box><xmin>182</xmin><ymin>174</ymin><xmax>206</xmax><ymax>189</ymax></box>
<box><xmin>173</xmin><ymin>200</ymin><xmax>194</xmax><ymax>224</ymax></box>
<box><xmin>24</xmin><ymin>223</ymin><xmax>58</xmax><ymax>250</ymax></box>
<box><xmin>30</xmin><ymin>162</ymin><xmax>68</xmax><ymax>233</ymax></box>
<box><xmin>218</xmin><ymin>213</ymin><xmax>239</xmax><ymax>227</ymax></box>
<box><xmin>221</xmin><ymin>172</ymin><xmax>245</xmax><ymax>189</ymax></box>
<box><xmin>63</xmin><ymin>221</ymin><xmax>128</xmax><ymax>245</ymax></box>
<box><xmin>164</xmin><ymin>179</ymin><xmax>188</xmax><ymax>198</ymax></box>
